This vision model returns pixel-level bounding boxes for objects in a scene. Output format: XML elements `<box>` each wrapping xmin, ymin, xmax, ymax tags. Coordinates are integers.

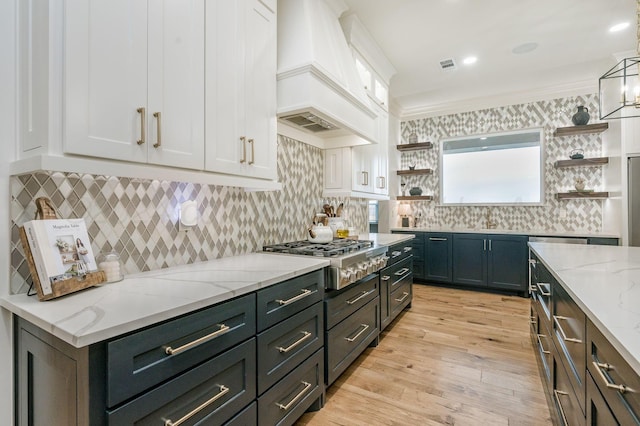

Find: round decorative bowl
<box><xmin>409</xmin><ymin>187</ymin><xmax>423</xmax><ymax>196</ymax></box>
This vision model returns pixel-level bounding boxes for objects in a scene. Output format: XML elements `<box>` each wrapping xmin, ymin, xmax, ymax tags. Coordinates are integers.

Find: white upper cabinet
<box><xmin>205</xmin><ymin>0</ymin><xmax>277</xmax><ymax>180</ymax></box>
<box><xmin>64</xmin><ymin>0</ymin><xmax>205</xmax><ymax>170</ymax></box>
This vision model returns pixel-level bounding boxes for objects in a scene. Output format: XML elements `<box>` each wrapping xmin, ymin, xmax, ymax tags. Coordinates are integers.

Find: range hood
<box><xmin>277</xmin><ymin>0</ymin><xmax>378</xmax><ymax>144</ymax></box>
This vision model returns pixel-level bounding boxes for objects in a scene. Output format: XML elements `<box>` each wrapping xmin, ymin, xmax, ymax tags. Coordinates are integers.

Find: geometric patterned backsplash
<box><xmin>397</xmin><ymin>93</ymin><xmax>605</xmax><ymax>232</ymax></box>
<box><xmin>9</xmin><ymin>136</ymin><xmax>369</xmax><ymax>294</ymax></box>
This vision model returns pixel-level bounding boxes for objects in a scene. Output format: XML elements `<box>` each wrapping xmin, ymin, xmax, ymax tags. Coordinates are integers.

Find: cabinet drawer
<box><xmin>224</xmin><ymin>402</ymin><xmax>257</xmax><ymax>426</ymax></box>
<box><xmin>258</xmin><ymin>348</ymin><xmax>324</xmax><ymax>426</ymax></box>
<box><xmin>106</xmin><ymin>293</ymin><xmax>256</xmax><ymax>406</ymax></box>
<box><xmin>389</xmin><ymin>280</ymin><xmax>412</xmax><ymax>319</ymax></box>
<box><xmin>387</xmin><ymin>256</ymin><xmax>412</xmax><ymax>293</ymax></box>
<box><xmin>257</xmin><ymin>270</ymin><xmax>324</xmax><ymax>332</ymax></box>
<box><xmin>552</xmin><ymin>283</ymin><xmax>586</xmax><ymax>413</ymax></box>
<box><xmin>553</xmin><ymin>354</ymin><xmax>584</xmax><ymax>426</ymax></box>
<box><xmin>326</xmin><ymin>297</ymin><xmax>380</xmax><ymax>386</ymax></box>
<box><xmin>324</xmin><ymin>273</ymin><xmax>378</xmax><ymax>330</ymax></box>
<box><xmin>586</xmin><ymin>372</ymin><xmax>621</xmax><ymax>426</ymax></box>
<box><xmin>107</xmin><ymin>338</ymin><xmax>257</xmax><ymax>425</ymax></box>
<box><xmin>530</xmin><ymin>303</ymin><xmax>552</xmax><ymax>389</ymax></box>
<box><xmin>386</xmin><ymin>241</ymin><xmax>414</xmax><ymax>267</ymax></box>
<box><xmin>257</xmin><ymin>302</ymin><xmax>324</xmax><ymax>395</ymax></box>
<box><xmin>587</xmin><ymin>320</ymin><xmax>640</xmax><ymax>425</ymax></box>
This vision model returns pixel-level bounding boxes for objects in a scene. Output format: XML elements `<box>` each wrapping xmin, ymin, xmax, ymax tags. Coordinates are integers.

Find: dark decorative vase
<box><xmin>572</xmin><ymin>106</ymin><xmax>590</xmax><ymax>126</ymax></box>
<box><xmin>409</xmin><ymin>187</ymin><xmax>423</xmax><ymax>196</ymax></box>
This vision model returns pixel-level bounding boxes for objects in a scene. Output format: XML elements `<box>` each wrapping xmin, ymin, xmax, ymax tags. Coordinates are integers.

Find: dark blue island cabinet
<box><xmin>452</xmin><ymin>233</ymin><xmax>528</xmax><ymax>293</ymax></box>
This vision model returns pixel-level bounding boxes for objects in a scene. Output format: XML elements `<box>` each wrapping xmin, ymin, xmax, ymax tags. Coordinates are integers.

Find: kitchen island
<box><xmin>528</xmin><ymin>242</ymin><xmax>640</xmax><ymax>425</ymax></box>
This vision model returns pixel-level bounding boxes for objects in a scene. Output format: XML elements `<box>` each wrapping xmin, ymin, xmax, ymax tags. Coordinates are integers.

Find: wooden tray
<box><xmin>19</xmin><ymin>197</ymin><xmax>105</xmax><ymax>301</ymax></box>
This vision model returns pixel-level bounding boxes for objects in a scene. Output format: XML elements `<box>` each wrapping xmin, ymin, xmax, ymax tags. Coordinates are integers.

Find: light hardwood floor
<box><xmin>296</xmin><ymin>284</ymin><xmax>553</xmax><ymax>426</ymax></box>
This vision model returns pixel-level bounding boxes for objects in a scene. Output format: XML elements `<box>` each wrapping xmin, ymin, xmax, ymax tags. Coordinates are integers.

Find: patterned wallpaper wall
<box><xmin>396</xmin><ymin>94</ymin><xmax>606</xmax><ymax>232</ymax></box>
<box><xmin>9</xmin><ymin>136</ymin><xmax>369</xmax><ymax>294</ymax></box>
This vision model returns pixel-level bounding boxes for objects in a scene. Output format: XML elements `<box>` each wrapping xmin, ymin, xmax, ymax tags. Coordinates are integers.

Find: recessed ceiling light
<box><xmin>609</xmin><ymin>22</ymin><xmax>630</xmax><ymax>32</ymax></box>
<box><xmin>462</xmin><ymin>56</ymin><xmax>477</xmax><ymax>65</ymax></box>
<box><xmin>512</xmin><ymin>42</ymin><xmax>538</xmax><ymax>54</ymax></box>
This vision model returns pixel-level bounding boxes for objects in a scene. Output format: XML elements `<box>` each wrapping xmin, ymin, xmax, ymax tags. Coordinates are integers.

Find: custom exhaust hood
<box><xmin>277</xmin><ymin>0</ymin><xmax>378</xmax><ymax>145</ymax></box>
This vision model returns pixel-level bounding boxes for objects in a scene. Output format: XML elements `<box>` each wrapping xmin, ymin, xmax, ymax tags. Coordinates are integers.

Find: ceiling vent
<box><xmin>439</xmin><ymin>58</ymin><xmax>457</xmax><ymax>71</ymax></box>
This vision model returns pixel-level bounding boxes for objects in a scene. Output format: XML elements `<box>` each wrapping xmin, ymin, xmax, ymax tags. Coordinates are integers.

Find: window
<box><xmin>440</xmin><ymin>129</ymin><xmax>543</xmax><ymax>205</ymax></box>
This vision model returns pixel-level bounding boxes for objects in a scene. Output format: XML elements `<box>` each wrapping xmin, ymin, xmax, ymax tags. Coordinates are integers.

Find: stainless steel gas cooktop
<box><xmin>262</xmin><ymin>239</ymin><xmax>373</xmax><ymax>258</ymax></box>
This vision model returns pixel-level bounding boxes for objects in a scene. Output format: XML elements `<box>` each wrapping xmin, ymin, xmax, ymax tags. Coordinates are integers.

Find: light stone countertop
<box><xmin>0</xmin><ymin>253</ymin><xmax>330</xmax><ymax>348</ymax></box>
<box><xmin>528</xmin><ymin>242</ymin><xmax>640</xmax><ymax>376</ymax></box>
<box><xmin>362</xmin><ymin>232</ymin><xmax>415</xmax><ymax>247</ymax></box>
<box><xmin>391</xmin><ymin>227</ymin><xmax>619</xmax><ymax>239</ymax></box>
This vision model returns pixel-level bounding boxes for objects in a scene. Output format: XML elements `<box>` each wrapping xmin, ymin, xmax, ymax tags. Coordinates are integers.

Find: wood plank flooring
<box><xmin>296</xmin><ymin>284</ymin><xmax>553</xmax><ymax>426</ymax></box>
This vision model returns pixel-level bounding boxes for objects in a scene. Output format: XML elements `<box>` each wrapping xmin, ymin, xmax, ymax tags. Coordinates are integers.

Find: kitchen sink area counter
<box><xmin>0</xmin><ymin>253</ymin><xmax>330</xmax><ymax>348</ymax></box>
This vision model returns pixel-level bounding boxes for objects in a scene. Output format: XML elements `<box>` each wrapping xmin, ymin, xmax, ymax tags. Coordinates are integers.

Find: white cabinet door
<box><xmin>352</xmin><ymin>144</ymin><xmax>374</xmax><ymax>193</ymax></box>
<box><xmin>64</xmin><ymin>0</ymin><xmax>204</xmax><ymax>170</ymax></box>
<box><xmin>147</xmin><ymin>0</ymin><xmax>205</xmax><ymax>170</ymax></box>
<box><xmin>205</xmin><ymin>0</ymin><xmax>277</xmax><ymax>180</ymax></box>
<box><xmin>64</xmin><ymin>0</ymin><xmax>148</xmax><ymax>163</ymax></box>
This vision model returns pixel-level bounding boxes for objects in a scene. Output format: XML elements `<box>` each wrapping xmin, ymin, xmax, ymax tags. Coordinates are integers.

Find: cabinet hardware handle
<box><xmin>529</xmin><ymin>284</ymin><xmax>538</xmax><ymax>293</ymax></box>
<box><xmin>153</xmin><ymin>112</ymin><xmax>162</xmax><ymax>148</ymax></box>
<box><xmin>381</xmin><ymin>275</ymin><xmax>391</xmax><ymax>281</ymax></box>
<box><xmin>248</xmin><ymin>138</ymin><xmax>255</xmax><ymax>165</ymax></box>
<box><xmin>277</xmin><ymin>331</ymin><xmax>312</xmax><ymax>353</ymax></box>
<box><xmin>276</xmin><ymin>289</ymin><xmax>312</xmax><ymax>306</ymax></box>
<box><xmin>276</xmin><ymin>381</ymin><xmax>312</xmax><ymax>410</ymax></box>
<box><xmin>361</xmin><ymin>171</ymin><xmax>369</xmax><ymax>185</ymax></box>
<box><xmin>553</xmin><ymin>315</ymin><xmax>582</xmax><ymax>343</ymax></box>
<box><xmin>136</xmin><ymin>107</ymin><xmax>146</xmax><ymax>145</ymax></box>
<box><xmin>346</xmin><ymin>289</ymin><xmax>376</xmax><ymax>305</ymax></box>
<box><xmin>536</xmin><ymin>283</ymin><xmax>551</xmax><ymax>297</ymax></box>
<box><xmin>553</xmin><ymin>390</ymin><xmax>569</xmax><ymax>426</ymax></box>
<box><xmin>394</xmin><ymin>267</ymin><xmax>410</xmax><ymax>276</ymax></box>
<box><xmin>529</xmin><ymin>316</ymin><xmax>537</xmax><ymax>325</ymax></box>
<box><xmin>489</xmin><ymin>240</ymin><xmax>492</xmax><ymax>251</ymax></box>
<box><xmin>164</xmin><ymin>384</ymin><xmax>230</xmax><ymax>426</ymax></box>
<box><xmin>536</xmin><ymin>334</ymin><xmax>550</xmax><ymax>354</ymax></box>
<box><xmin>403</xmin><ymin>246</ymin><xmax>412</xmax><ymax>252</ymax></box>
<box><xmin>483</xmin><ymin>239</ymin><xmax>486</xmax><ymax>251</ymax></box>
<box><xmin>528</xmin><ymin>259</ymin><xmax>537</xmax><ymax>266</ymax></box>
<box><xmin>395</xmin><ymin>291</ymin><xmax>410</xmax><ymax>303</ymax></box>
<box><xmin>391</xmin><ymin>250</ymin><xmax>402</xmax><ymax>258</ymax></box>
<box><xmin>376</xmin><ymin>176</ymin><xmax>385</xmax><ymax>189</ymax></box>
<box><xmin>345</xmin><ymin>323</ymin><xmax>370</xmax><ymax>342</ymax></box>
<box><xmin>240</xmin><ymin>136</ymin><xmax>247</xmax><ymax>163</ymax></box>
<box><xmin>381</xmin><ymin>176</ymin><xmax>386</xmax><ymax>188</ymax></box>
<box><xmin>429</xmin><ymin>237</ymin><xmax>447</xmax><ymax>241</ymax></box>
<box><xmin>592</xmin><ymin>361</ymin><xmax>631</xmax><ymax>393</ymax></box>
<box><xmin>165</xmin><ymin>323</ymin><xmax>230</xmax><ymax>355</ymax></box>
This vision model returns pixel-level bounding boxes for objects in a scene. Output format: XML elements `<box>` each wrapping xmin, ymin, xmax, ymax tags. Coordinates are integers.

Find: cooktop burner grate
<box><xmin>263</xmin><ymin>239</ymin><xmax>373</xmax><ymax>257</ymax></box>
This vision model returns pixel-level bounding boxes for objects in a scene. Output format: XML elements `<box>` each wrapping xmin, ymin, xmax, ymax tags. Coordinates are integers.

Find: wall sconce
<box><xmin>398</xmin><ymin>203</ymin><xmax>411</xmax><ymax>227</ymax></box>
<box><xmin>599</xmin><ymin>56</ymin><xmax>640</xmax><ymax>119</ymax></box>
<box><xmin>179</xmin><ymin>200</ymin><xmax>198</xmax><ymax>232</ymax></box>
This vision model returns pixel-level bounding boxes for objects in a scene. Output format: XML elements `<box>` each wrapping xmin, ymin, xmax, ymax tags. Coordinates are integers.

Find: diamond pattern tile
<box><xmin>10</xmin><ymin>136</ymin><xmax>370</xmax><ymax>293</ymax></box>
<box><xmin>398</xmin><ymin>94</ymin><xmax>605</xmax><ymax>232</ymax></box>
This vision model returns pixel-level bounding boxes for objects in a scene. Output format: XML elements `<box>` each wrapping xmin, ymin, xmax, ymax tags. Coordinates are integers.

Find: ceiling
<box><xmin>342</xmin><ymin>0</ymin><xmax>637</xmax><ymax>117</ymax></box>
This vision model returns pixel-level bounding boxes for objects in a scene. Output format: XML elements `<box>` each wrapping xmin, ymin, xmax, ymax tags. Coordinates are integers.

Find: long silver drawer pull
<box><xmin>536</xmin><ymin>334</ymin><xmax>550</xmax><ymax>354</ymax></box>
<box><xmin>553</xmin><ymin>315</ymin><xmax>582</xmax><ymax>344</ymax></box>
<box><xmin>403</xmin><ymin>246</ymin><xmax>412</xmax><ymax>252</ymax></box>
<box><xmin>429</xmin><ymin>237</ymin><xmax>447</xmax><ymax>241</ymax></box>
<box><xmin>346</xmin><ymin>289</ymin><xmax>376</xmax><ymax>305</ymax></box>
<box><xmin>536</xmin><ymin>283</ymin><xmax>551</xmax><ymax>297</ymax></box>
<box><xmin>381</xmin><ymin>275</ymin><xmax>391</xmax><ymax>281</ymax></box>
<box><xmin>553</xmin><ymin>390</ymin><xmax>569</xmax><ymax>426</ymax></box>
<box><xmin>277</xmin><ymin>331</ymin><xmax>312</xmax><ymax>353</ymax></box>
<box><xmin>164</xmin><ymin>385</ymin><xmax>229</xmax><ymax>426</ymax></box>
<box><xmin>395</xmin><ymin>292</ymin><xmax>410</xmax><ymax>303</ymax></box>
<box><xmin>592</xmin><ymin>361</ymin><xmax>631</xmax><ymax>393</ymax></box>
<box><xmin>165</xmin><ymin>324</ymin><xmax>230</xmax><ymax>355</ymax></box>
<box><xmin>345</xmin><ymin>324</ymin><xmax>370</xmax><ymax>342</ymax></box>
<box><xmin>248</xmin><ymin>138</ymin><xmax>255</xmax><ymax>165</ymax></box>
<box><xmin>391</xmin><ymin>250</ymin><xmax>402</xmax><ymax>257</ymax></box>
<box><xmin>394</xmin><ymin>268</ymin><xmax>410</xmax><ymax>276</ymax></box>
<box><xmin>276</xmin><ymin>381</ymin><xmax>312</xmax><ymax>410</ymax></box>
<box><xmin>153</xmin><ymin>111</ymin><xmax>162</xmax><ymax>148</ymax></box>
<box><xmin>276</xmin><ymin>289</ymin><xmax>312</xmax><ymax>306</ymax></box>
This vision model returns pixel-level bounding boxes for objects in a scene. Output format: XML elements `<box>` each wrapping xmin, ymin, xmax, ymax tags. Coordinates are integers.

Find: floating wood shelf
<box><xmin>397</xmin><ymin>195</ymin><xmax>433</xmax><ymax>201</ymax></box>
<box><xmin>555</xmin><ymin>191</ymin><xmax>609</xmax><ymax>200</ymax></box>
<box><xmin>553</xmin><ymin>123</ymin><xmax>609</xmax><ymax>137</ymax></box>
<box><xmin>554</xmin><ymin>157</ymin><xmax>609</xmax><ymax>168</ymax></box>
<box><xmin>396</xmin><ymin>142</ymin><xmax>433</xmax><ymax>151</ymax></box>
<box><xmin>397</xmin><ymin>168</ymin><xmax>433</xmax><ymax>176</ymax></box>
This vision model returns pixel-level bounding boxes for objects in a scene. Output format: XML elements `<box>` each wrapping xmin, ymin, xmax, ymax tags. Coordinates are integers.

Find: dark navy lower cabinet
<box><xmin>424</xmin><ymin>233</ymin><xmax>452</xmax><ymax>283</ymax></box>
<box><xmin>452</xmin><ymin>233</ymin><xmax>487</xmax><ymax>287</ymax></box>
